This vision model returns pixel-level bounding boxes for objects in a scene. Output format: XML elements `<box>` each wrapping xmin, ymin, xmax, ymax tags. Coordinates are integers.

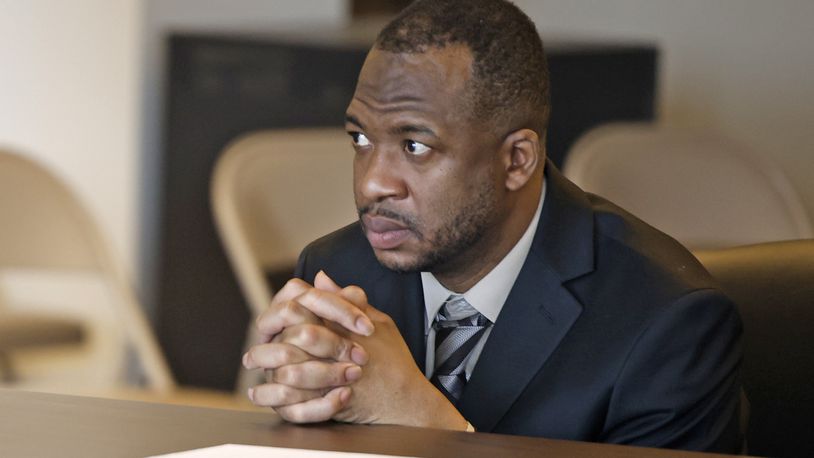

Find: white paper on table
<box><xmin>148</xmin><ymin>444</ymin><xmax>418</xmax><ymax>458</ymax></box>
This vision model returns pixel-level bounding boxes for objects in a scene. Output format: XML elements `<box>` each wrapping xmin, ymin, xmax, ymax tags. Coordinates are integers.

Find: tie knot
<box><xmin>436</xmin><ymin>295</ymin><xmax>489</xmax><ymax>328</ymax></box>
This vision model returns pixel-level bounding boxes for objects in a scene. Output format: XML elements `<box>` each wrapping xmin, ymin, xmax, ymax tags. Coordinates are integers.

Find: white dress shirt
<box><xmin>421</xmin><ymin>180</ymin><xmax>546</xmax><ymax>380</ymax></box>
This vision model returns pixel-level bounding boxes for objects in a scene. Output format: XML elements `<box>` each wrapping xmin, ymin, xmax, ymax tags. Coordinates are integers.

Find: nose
<box><xmin>355</xmin><ymin>148</ymin><xmax>407</xmax><ymax>205</ymax></box>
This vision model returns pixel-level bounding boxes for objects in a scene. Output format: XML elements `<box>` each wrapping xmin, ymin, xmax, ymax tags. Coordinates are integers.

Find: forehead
<box><xmin>350</xmin><ymin>45</ymin><xmax>474</xmax><ymax>118</ymax></box>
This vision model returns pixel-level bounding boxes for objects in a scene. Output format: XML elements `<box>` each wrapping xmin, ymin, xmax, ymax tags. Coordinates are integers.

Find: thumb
<box><xmin>314</xmin><ymin>270</ymin><xmax>341</xmax><ymax>292</ymax></box>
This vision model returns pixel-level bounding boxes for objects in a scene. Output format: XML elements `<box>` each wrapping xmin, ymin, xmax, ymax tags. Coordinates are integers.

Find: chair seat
<box><xmin>0</xmin><ymin>312</ymin><xmax>85</xmax><ymax>350</ymax></box>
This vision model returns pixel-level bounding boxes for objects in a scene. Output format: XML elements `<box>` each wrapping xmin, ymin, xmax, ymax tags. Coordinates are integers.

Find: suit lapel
<box><xmin>457</xmin><ymin>162</ymin><xmax>595</xmax><ymax>431</ymax></box>
<box><xmin>458</xmin><ymin>250</ymin><xmax>583</xmax><ymax>431</ymax></box>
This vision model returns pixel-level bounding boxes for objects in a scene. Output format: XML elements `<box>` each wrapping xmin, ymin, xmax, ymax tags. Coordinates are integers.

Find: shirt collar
<box><xmin>422</xmin><ymin>179</ymin><xmax>546</xmax><ymax>329</ymax></box>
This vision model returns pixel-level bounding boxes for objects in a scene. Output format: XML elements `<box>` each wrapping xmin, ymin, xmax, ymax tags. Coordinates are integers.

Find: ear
<box><xmin>500</xmin><ymin>128</ymin><xmax>543</xmax><ymax>191</ymax></box>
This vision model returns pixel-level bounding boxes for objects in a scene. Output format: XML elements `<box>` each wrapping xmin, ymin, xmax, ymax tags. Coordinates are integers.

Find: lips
<box><xmin>362</xmin><ymin>215</ymin><xmax>413</xmax><ymax>250</ymax></box>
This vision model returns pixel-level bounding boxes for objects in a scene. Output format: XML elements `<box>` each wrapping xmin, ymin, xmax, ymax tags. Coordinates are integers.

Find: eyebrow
<box><xmin>345</xmin><ymin>114</ymin><xmax>438</xmax><ymax>138</ymax></box>
<box><xmin>345</xmin><ymin>114</ymin><xmax>364</xmax><ymax>130</ymax></box>
<box><xmin>391</xmin><ymin>124</ymin><xmax>438</xmax><ymax>138</ymax></box>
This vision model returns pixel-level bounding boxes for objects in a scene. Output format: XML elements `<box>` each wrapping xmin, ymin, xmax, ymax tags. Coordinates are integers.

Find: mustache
<box><xmin>358</xmin><ymin>205</ymin><xmax>423</xmax><ymax>239</ymax></box>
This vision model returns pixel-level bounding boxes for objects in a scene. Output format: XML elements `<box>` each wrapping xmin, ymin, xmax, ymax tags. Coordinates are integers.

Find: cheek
<box><xmin>413</xmin><ymin>174</ymin><xmax>470</xmax><ymax>226</ymax></box>
<box><xmin>436</xmin><ymin>166</ymin><xmax>500</xmax><ymax>213</ymax></box>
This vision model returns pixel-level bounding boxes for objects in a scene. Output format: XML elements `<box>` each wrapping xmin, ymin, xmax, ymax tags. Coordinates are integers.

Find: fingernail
<box><xmin>350</xmin><ymin>344</ymin><xmax>368</xmax><ymax>366</ymax></box>
<box><xmin>247</xmin><ymin>387</ymin><xmax>254</xmax><ymax>401</ymax></box>
<box><xmin>339</xmin><ymin>387</ymin><xmax>351</xmax><ymax>404</ymax></box>
<box><xmin>345</xmin><ymin>365</ymin><xmax>362</xmax><ymax>382</ymax></box>
<box><xmin>355</xmin><ymin>316</ymin><xmax>374</xmax><ymax>336</ymax></box>
<box><xmin>242</xmin><ymin>352</ymin><xmax>253</xmax><ymax>369</ymax></box>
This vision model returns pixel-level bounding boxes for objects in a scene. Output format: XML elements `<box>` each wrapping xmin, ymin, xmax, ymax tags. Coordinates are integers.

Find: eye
<box><xmin>349</xmin><ymin>132</ymin><xmax>371</xmax><ymax>147</ymax></box>
<box><xmin>404</xmin><ymin>140</ymin><xmax>431</xmax><ymax>156</ymax></box>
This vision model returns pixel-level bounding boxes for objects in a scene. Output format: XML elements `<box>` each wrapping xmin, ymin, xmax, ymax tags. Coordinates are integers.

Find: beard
<box><xmin>357</xmin><ymin>178</ymin><xmax>498</xmax><ymax>274</ymax></box>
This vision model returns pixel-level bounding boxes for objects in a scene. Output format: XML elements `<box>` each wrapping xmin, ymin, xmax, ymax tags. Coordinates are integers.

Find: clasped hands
<box><xmin>243</xmin><ymin>271</ymin><xmax>467</xmax><ymax>430</ymax></box>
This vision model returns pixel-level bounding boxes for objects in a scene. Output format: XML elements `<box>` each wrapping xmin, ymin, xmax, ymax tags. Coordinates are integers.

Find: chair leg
<box><xmin>0</xmin><ymin>351</ymin><xmax>16</xmax><ymax>383</ymax></box>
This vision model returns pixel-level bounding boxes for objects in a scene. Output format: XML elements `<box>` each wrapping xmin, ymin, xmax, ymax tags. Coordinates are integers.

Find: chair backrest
<box><xmin>563</xmin><ymin>122</ymin><xmax>813</xmax><ymax>250</ymax></box>
<box><xmin>0</xmin><ymin>149</ymin><xmax>174</xmax><ymax>392</ymax></box>
<box><xmin>694</xmin><ymin>239</ymin><xmax>814</xmax><ymax>458</ymax></box>
<box><xmin>0</xmin><ymin>152</ymin><xmax>102</xmax><ymax>269</ymax></box>
<box><xmin>211</xmin><ymin>128</ymin><xmax>356</xmax><ymax>317</ymax></box>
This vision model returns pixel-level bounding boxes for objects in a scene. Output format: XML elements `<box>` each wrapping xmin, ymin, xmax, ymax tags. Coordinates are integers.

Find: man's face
<box><xmin>346</xmin><ymin>45</ymin><xmax>506</xmax><ymax>274</ymax></box>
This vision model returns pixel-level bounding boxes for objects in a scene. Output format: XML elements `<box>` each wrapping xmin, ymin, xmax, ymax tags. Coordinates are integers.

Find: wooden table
<box><xmin>0</xmin><ymin>389</ymin><xmax>739</xmax><ymax>458</ymax></box>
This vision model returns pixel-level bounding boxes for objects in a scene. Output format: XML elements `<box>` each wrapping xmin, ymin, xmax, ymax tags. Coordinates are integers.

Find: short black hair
<box><xmin>376</xmin><ymin>0</ymin><xmax>550</xmax><ymax>138</ymax></box>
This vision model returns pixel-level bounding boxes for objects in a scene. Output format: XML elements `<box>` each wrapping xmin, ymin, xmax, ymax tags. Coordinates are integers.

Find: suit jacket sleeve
<box><xmin>601</xmin><ymin>288</ymin><xmax>743</xmax><ymax>452</ymax></box>
<box><xmin>294</xmin><ymin>245</ymin><xmax>313</xmax><ymax>283</ymax></box>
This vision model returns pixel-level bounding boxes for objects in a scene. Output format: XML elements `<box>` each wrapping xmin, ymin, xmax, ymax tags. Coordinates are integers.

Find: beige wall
<box><xmin>517</xmin><ymin>0</ymin><xmax>814</xmax><ymax>220</ymax></box>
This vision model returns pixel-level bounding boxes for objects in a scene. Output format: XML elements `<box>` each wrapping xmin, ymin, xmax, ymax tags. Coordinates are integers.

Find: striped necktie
<box><xmin>430</xmin><ymin>294</ymin><xmax>491</xmax><ymax>404</ymax></box>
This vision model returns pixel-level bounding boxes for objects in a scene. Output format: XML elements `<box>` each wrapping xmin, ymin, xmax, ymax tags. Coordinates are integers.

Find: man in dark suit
<box><xmin>243</xmin><ymin>0</ymin><xmax>742</xmax><ymax>452</ymax></box>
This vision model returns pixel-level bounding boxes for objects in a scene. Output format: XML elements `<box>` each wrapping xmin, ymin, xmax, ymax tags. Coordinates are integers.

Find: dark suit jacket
<box><xmin>295</xmin><ymin>162</ymin><xmax>742</xmax><ymax>453</ymax></box>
